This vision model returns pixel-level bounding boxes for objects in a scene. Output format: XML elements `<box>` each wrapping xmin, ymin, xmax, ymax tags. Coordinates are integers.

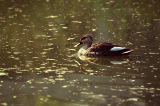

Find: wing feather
<box><xmin>88</xmin><ymin>42</ymin><xmax>114</xmax><ymax>53</ymax></box>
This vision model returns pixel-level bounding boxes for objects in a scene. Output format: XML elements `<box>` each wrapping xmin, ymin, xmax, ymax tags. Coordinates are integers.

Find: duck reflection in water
<box><xmin>75</xmin><ymin>54</ymin><xmax>131</xmax><ymax>66</ymax></box>
<box><xmin>74</xmin><ymin>34</ymin><xmax>133</xmax><ymax>65</ymax></box>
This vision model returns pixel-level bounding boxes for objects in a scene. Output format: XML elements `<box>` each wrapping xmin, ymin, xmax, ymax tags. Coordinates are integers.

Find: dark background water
<box><xmin>0</xmin><ymin>0</ymin><xmax>160</xmax><ymax>106</ymax></box>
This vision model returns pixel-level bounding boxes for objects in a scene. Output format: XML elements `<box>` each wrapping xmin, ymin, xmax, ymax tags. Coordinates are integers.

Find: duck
<box><xmin>74</xmin><ymin>34</ymin><xmax>133</xmax><ymax>57</ymax></box>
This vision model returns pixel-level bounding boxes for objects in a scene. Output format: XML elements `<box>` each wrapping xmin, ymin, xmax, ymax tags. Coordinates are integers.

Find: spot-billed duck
<box><xmin>74</xmin><ymin>35</ymin><xmax>133</xmax><ymax>56</ymax></box>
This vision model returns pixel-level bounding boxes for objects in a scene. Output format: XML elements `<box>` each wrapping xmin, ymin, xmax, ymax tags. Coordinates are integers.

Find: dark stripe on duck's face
<box><xmin>81</xmin><ymin>37</ymin><xmax>87</xmax><ymax>41</ymax></box>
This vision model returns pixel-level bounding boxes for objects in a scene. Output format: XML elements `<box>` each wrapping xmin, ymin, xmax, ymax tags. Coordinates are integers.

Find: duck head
<box><xmin>74</xmin><ymin>35</ymin><xmax>93</xmax><ymax>47</ymax></box>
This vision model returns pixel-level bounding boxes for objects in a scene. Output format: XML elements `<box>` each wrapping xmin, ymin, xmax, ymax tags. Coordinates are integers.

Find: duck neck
<box><xmin>86</xmin><ymin>42</ymin><xmax>92</xmax><ymax>49</ymax></box>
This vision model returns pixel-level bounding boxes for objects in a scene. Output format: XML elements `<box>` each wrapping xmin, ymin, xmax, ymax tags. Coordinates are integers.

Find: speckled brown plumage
<box><xmin>86</xmin><ymin>42</ymin><xmax>131</xmax><ymax>56</ymax></box>
<box><xmin>89</xmin><ymin>42</ymin><xmax>114</xmax><ymax>52</ymax></box>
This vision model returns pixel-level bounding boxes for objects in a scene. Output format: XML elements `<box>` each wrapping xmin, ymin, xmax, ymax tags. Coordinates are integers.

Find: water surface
<box><xmin>0</xmin><ymin>0</ymin><xmax>160</xmax><ymax>106</ymax></box>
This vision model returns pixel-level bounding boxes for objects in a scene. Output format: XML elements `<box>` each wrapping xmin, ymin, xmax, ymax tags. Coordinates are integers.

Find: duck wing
<box><xmin>88</xmin><ymin>42</ymin><xmax>133</xmax><ymax>56</ymax></box>
<box><xmin>87</xmin><ymin>42</ymin><xmax>114</xmax><ymax>56</ymax></box>
<box><xmin>89</xmin><ymin>42</ymin><xmax>114</xmax><ymax>52</ymax></box>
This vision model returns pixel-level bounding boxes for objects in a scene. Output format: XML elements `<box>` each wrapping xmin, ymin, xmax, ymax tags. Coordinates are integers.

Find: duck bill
<box><xmin>74</xmin><ymin>42</ymin><xmax>82</xmax><ymax>47</ymax></box>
